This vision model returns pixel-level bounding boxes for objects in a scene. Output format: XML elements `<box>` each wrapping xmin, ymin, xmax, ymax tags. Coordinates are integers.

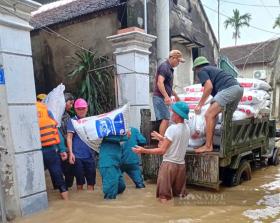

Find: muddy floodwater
<box><xmin>12</xmin><ymin>164</ymin><xmax>280</xmax><ymax>223</ymax></box>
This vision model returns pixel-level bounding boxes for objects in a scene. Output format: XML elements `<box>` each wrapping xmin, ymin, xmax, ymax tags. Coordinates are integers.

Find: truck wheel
<box><xmin>268</xmin><ymin>147</ymin><xmax>279</xmax><ymax>166</ymax></box>
<box><xmin>224</xmin><ymin>161</ymin><xmax>252</xmax><ymax>187</ymax></box>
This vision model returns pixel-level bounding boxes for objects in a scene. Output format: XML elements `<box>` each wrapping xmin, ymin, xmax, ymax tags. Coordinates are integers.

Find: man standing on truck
<box><xmin>193</xmin><ymin>56</ymin><xmax>243</xmax><ymax>153</ymax></box>
<box><xmin>153</xmin><ymin>50</ymin><xmax>185</xmax><ymax>136</ymax></box>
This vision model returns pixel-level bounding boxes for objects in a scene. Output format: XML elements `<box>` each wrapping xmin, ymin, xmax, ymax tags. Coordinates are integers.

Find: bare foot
<box><xmin>60</xmin><ymin>191</ymin><xmax>69</xmax><ymax>200</ymax></box>
<box><xmin>159</xmin><ymin>198</ymin><xmax>168</xmax><ymax>203</ymax></box>
<box><xmin>77</xmin><ymin>185</ymin><xmax>83</xmax><ymax>191</ymax></box>
<box><xmin>87</xmin><ymin>185</ymin><xmax>94</xmax><ymax>192</ymax></box>
<box><xmin>195</xmin><ymin>145</ymin><xmax>213</xmax><ymax>153</ymax></box>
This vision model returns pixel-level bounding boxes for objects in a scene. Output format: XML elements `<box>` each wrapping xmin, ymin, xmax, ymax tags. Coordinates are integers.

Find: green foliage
<box><xmin>273</xmin><ymin>15</ymin><xmax>280</xmax><ymax>29</ymax></box>
<box><xmin>68</xmin><ymin>50</ymin><xmax>115</xmax><ymax>116</ymax></box>
<box><xmin>224</xmin><ymin>9</ymin><xmax>251</xmax><ymax>45</ymax></box>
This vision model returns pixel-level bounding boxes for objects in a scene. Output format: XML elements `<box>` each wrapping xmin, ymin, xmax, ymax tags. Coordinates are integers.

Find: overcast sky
<box><xmin>200</xmin><ymin>0</ymin><xmax>280</xmax><ymax>48</ymax></box>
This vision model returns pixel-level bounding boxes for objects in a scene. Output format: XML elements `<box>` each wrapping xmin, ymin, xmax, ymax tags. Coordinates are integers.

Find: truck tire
<box><xmin>223</xmin><ymin>160</ymin><xmax>252</xmax><ymax>187</ymax></box>
<box><xmin>268</xmin><ymin>147</ymin><xmax>279</xmax><ymax>166</ymax></box>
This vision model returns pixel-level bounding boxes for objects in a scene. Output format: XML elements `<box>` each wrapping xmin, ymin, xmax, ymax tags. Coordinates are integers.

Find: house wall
<box><xmin>33</xmin><ymin>0</ymin><xmax>55</xmax><ymax>4</ymax></box>
<box><xmin>172</xmin><ymin>41</ymin><xmax>193</xmax><ymax>94</ymax></box>
<box><xmin>271</xmin><ymin>41</ymin><xmax>280</xmax><ymax>120</ymax></box>
<box><xmin>126</xmin><ymin>0</ymin><xmax>219</xmax><ymax>92</ymax></box>
<box><xmin>236</xmin><ymin>63</ymin><xmax>271</xmax><ymax>81</ymax></box>
<box><xmin>31</xmin><ymin>0</ymin><xmax>219</xmax><ymax>105</ymax></box>
<box><xmin>189</xmin><ymin>0</ymin><xmax>219</xmax><ymax>63</ymax></box>
<box><xmin>31</xmin><ymin>11</ymin><xmax>120</xmax><ymax>94</ymax></box>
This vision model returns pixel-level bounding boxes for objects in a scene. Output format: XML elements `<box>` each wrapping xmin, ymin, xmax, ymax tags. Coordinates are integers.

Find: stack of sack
<box><xmin>236</xmin><ymin>78</ymin><xmax>271</xmax><ymax>117</ymax></box>
<box><xmin>180</xmin><ymin>78</ymin><xmax>271</xmax><ymax>148</ymax></box>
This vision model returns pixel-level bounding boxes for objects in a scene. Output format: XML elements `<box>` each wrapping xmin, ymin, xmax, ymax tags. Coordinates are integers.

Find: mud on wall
<box><xmin>31</xmin><ymin>11</ymin><xmax>120</xmax><ymax>95</ymax></box>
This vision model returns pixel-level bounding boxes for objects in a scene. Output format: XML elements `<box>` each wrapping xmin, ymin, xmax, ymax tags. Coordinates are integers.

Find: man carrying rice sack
<box><xmin>193</xmin><ymin>56</ymin><xmax>243</xmax><ymax>153</ymax></box>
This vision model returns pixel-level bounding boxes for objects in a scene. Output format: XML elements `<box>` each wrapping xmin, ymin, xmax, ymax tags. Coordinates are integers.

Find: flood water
<box><xmin>12</xmin><ymin>162</ymin><xmax>280</xmax><ymax>223</ymax></box>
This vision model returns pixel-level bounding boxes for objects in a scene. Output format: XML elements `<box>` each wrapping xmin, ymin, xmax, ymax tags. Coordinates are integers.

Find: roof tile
<box><xmin>31</xmin><ymin>0</ymin><xmax>122</xmax><ymax>29</ymax></box>
<box><xmin>220</xmin><ymin>39</ymin><xmax>280</xmax><ymax>66</ymax></box>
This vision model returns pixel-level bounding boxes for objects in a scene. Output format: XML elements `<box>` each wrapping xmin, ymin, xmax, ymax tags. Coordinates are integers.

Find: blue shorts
<box><xmin>153</xmin><ymin>96</ymin><xmax>170</xmax><ymax>121</ymax></box>
<box><xmin>73</xmin><ymin>157</ymin><xmax>96</xmax><ymax>186</ymax></box>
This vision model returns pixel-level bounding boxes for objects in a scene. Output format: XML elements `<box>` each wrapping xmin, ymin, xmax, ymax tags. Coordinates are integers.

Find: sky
<box><xmin>200</xmin><ymin>0</ymin><xmax>280</xmax><ymax>48</ymax></box>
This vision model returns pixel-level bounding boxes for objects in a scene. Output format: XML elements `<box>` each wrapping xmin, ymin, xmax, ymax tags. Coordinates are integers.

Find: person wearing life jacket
<box><xmin>36</xmin><ymin>94</ymin><xmax>69</xmax><ymax>200</ymax></box>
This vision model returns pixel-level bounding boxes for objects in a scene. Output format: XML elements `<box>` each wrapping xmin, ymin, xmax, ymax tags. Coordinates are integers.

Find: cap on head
<box><xmin>169</xmin><ymin>50</ymin><xmax>185</xmax><ymax>63</ymax></box>
<box><xmin>171</xmin><ymin>101</ymin><xmax>189</xmax><ymax>120</ymax></box>
<box><xmin>64</xmin><ymin>92</ymin><xmax>74</xmax><ymax>102</ymax></box>
<box><xmin>193</xmin><ymin>56</ymin><xmax>209</xmax><ymax>69</ymax></box>
<box><xmin>74</xmin><ymin>98</ymin><xmax>88</xmax><ymax>109</ymax></box>
<box><xmin>37</xmin><ymin>93</ymin><xmax>47</xmax><ymax>101</ymax></box>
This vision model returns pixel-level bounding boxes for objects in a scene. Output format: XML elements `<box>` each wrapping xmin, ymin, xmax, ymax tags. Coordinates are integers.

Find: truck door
<box><xmin>185</xmin><ymin>152</ymin><xmax>220</xmax><ymax>190</ymax></box>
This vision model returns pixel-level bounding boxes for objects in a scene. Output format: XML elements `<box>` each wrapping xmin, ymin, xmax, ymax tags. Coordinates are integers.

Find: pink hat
<box><xmin>74</xmin><ymin>98</ymin><xmax>88</xmax><ymax>109</ymax></box>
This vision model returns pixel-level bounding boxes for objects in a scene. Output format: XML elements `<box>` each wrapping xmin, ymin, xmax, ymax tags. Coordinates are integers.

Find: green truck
<box><xmin>141</xmin><ymin>106</ymin><xmax>279</xmax><ymax>190</ymax></box>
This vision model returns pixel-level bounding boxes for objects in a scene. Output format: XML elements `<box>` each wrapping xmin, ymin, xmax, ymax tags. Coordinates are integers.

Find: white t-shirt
<box><xmin>163</xmin><ymin>123</ymin><xmax>190</xmax><ymax>164</ymax></box>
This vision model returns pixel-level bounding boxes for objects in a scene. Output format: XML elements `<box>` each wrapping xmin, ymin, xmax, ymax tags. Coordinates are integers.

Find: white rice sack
<box><xmin>265</xmin><ymin>100</ymin><xmax>271</xmax><ymax>108</ymax></box>
<box><xmin>44</xmin><ymin>83</ymin><xmax>65</xmax><ymax>127</ymax></box>
<box><xmin>184</xmin><ymin>84</ymin><xmax>204</xmax><ymax>93</ymax></box>
<box><xmin>72</xmin><ymin>104</ymin><xmax>130</xmax><ymax>153</ymax></box>
<box><xmin>189</xmin><ymin>137</ymin><xmax>205</xmax><ymax>148</ymax></box>
<box><xmin>213</xmin><ymin>135</ymin><xmax>221</xmax><ymax>146</ymax></box>
<box><xmin>181</xmin><ymin>103</ymin><xmax>205</xmax><ymax>111</ymax></box>
<box><xmin>240</xmin><ymin>89</ymin><xmax>270</xmax><ymax>105</ymax></box>
<box><xmin>178</xmin><ymin>92</ymin><xmax>213</xmax><ymax>105</ymax></box>
<box><xmin>187</xmin><ymin>104</ymin><xmax>197</xmax><ymax>111</ymax></box>
<box><xmin>188</xmin><ymin>104</ymin><xmax>209</xmax><ymax>140</ymax></box>
<box><xmin>214</xmin><ymin>124</ymin><xmax>222</xmax><ymax>136</ymax></box>
<box><xmin>237</xmin><ymin>78</ymin><xmax>271</xmax><ymax>91</ymax></box>
<box><xmin>217</xmin><ymin>113</ymin><xmax>222</xmax><ymax>123</ymax></box>
<box><xmin>217</xmin><ymin>110</ymin><xmax>251</xmax><ymax>123</ymax></box>
<box><xmin>238</xmin><ymin>103</ymin><xmax>266</xmax><ymax>116</ymax></box>
<box><xmin>233</xmin><ymin>110</ymin><xmax>252</xmax><ymax>120</ymax></box>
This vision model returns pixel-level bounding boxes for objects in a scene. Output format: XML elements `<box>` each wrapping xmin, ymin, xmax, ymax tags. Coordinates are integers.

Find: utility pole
<box><xmin>144</xmin><ymin>0</ymin><xmax>147</xmax><ymax>33</ymax></box>
<box><xmin>156</xmin><ymin>0</ymin><xmax>170</xmax><ymax>63</ymax></box>
<box><xmin>218</xmin><ymin>0</ymin><xmax>220</xmax><ymax>50</ymax></box>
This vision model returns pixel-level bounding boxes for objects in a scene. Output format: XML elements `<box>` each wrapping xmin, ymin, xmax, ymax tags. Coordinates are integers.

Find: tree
<box><xmin>273</xmin><ymin>15</ymin><xmax>280</xmax><ymax>29</ymax></box>
<box><xmin>224</xmin><ymin>9</ymin><xmax>251</xmax><ymax>45</ymax></box>
<box><xmin>68</xmin><ymin>50</ymin><xmax>115</xmax><ymax>116</ymax></box>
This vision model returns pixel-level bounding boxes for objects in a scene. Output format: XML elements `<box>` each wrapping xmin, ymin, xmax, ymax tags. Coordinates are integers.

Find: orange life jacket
<box><xmin>36</xmin><ymin>102</ymin><xmax>60</xmax><ymax>147</ymax></box>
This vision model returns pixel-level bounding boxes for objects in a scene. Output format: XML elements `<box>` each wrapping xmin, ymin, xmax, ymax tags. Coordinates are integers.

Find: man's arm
<box><xmin>198</xmin><ymin>80</ymin><xmax>213</xmax><ymax>106</ymax></box>
<box><xmin>172</xmin><ymin>90</ymin><xmax>180</xmax><ymax>101</ymax></box>
<box><xmin>132</xmin><ymin>138</ymin><xmax>172</xmax><ymax>155</ymax></box>
<box><xmin>195</xmin><ymin>80</ymin><xmax>213</xmax><ymax>114</ymax></box>
<box><xmin>157</xmin><ymin>75</ymin><xmax>171</xmax><ymax>105</ymax></box>
<box><xmin>67</xmin><ymin>132</ymin><xmax>75</xmax><ymax>164</ymax></box>
<box><xmin>151</xmin><ymin>131</ymin><xmax>164</xmax><ymax>142</ymax></box>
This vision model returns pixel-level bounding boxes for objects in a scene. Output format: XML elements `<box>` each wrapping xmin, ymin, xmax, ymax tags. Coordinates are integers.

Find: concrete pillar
<box><xmin>107</xmin><ymin>27</ymin><xmax>156</xmax><ymax>129</ymax></box>
<box><xmin>156</xmin><ymin>0</ymin><xmax>170</xmax><ymax>63</ymax></box>
<box><xmin>0</xmin><ymin>0</ymin><xmax>48</xmax><ymax>220</ymax></box>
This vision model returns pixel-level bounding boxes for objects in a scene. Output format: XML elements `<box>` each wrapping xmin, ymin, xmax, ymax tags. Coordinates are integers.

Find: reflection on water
<box><xmin>12</xmin><ymin>165</ymin><xmax>280</xmax><ymax>223</ymax></box>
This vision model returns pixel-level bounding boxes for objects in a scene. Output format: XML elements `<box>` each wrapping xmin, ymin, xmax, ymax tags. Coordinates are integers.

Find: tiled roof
<box><xmin>31</xmin><ymin>0</ymin><xmax>123</xmax><ymax>29</ymax></box>
<box><xmin>220</xmin><ymin>39</ymin><xmax>280</xmax><ymax>66</ymax></box>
